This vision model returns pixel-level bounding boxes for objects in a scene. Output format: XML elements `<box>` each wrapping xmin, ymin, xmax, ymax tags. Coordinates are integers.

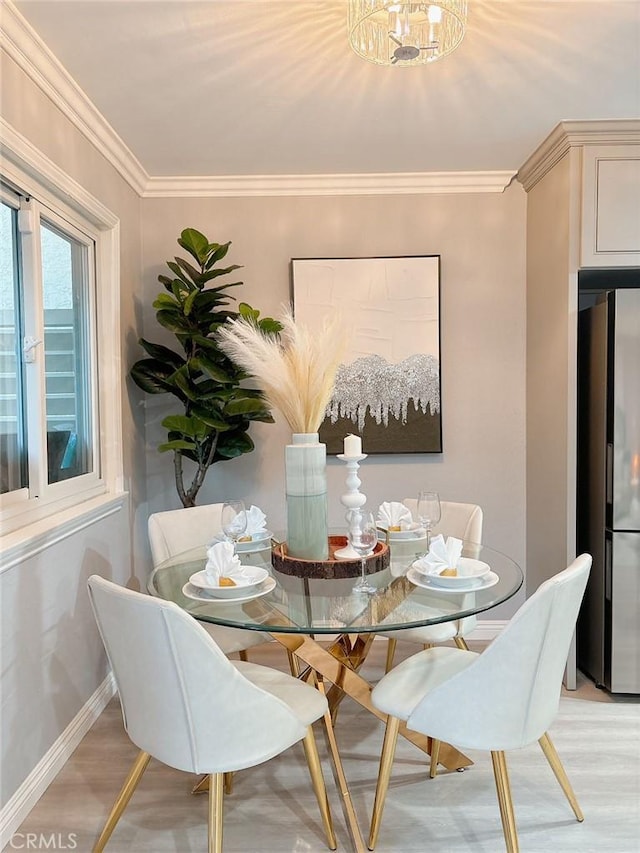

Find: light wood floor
<box><xmin>5</xmin><ymin>639</ymin><xmax>640</xmax><ymax>852</ymax></box>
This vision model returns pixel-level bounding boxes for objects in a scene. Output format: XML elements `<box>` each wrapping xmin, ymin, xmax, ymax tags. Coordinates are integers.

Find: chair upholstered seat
<box><xmin>232</xmin><ymin>660</ymin><xmax>328</xmax><ymax>727</ymax></box>
<box><xmin>371</xmin><ymin>646</ymin><xmax>479</xmax><ymax>721</ymax></box>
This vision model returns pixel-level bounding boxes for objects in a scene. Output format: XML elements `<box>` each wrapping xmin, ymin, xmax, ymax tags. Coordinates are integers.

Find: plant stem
<box><xmin>187</xmin><ymin>434</ymin><xmax>218</xmax><ymax>505</ymax></box>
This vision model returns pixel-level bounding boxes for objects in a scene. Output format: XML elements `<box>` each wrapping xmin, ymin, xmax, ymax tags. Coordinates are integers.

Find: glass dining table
<box><xmin>149</xmin><ymin>537</ymin><xmax>523</xmax><ymax>853</ymax></box>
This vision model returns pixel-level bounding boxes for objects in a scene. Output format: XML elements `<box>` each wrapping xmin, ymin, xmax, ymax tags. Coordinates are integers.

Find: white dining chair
<box><xmin>380</xmin><ymin>499</ymin><xmax>484</xmax><ymax>672</ymax></box>
<box><xmin>148</xmin><ymin>504</ymin><xmax>272</xmax><ymax>658</ymax></box>
<box><xmin>367</xmin><ymin>554</ymin><xmax>592</xmax><ymax>853</ymax></box>
<box><xmin>87</xmin><ymin>575</ymin><xmax>336</xmax><ymax>853</ymax></box>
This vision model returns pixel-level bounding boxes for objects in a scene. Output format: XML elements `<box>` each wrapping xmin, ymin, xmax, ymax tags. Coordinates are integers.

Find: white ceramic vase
<box><xmin>285</xmin><ymin>433</ymin><xmax>329</xmax><ymax>560</ymax></box>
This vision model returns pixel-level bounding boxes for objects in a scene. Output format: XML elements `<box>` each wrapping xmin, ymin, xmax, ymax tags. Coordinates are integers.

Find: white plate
<box><xmin>407</xmin><ymin>566</ymin><xmax>499</xmax><ymax>594</ymax></box>
<box><xmin>210</xmin><ymin>531</ymin><xmax>273</xmax><ymax>553</ymax></box>
<box><xmin>419</xmin><ymin>557</ymin><xmax>491</xmax><ymax>589</ymax></box>
<box><xmin>182</xmin><ymin>576</ymin><xmax>276</xmax><ymax>604</ymax></box>
<box><xmin>189</xmin><ymin>566</ymin><xmax>269</xmax><ymax>597</ymax></box>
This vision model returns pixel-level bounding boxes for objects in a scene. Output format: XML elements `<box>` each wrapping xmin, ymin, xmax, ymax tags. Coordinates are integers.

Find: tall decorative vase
<box><xmin>285</xmin><ymin>433</ymin><xmax>329</xmax><ymax>560</ymax></box>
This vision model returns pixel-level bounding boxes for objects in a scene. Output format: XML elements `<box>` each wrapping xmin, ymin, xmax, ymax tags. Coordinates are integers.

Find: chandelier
<box><xmin>348</xmin><ymin>2</ymin><xmax>468</xmax><ymax>66</ymax></box>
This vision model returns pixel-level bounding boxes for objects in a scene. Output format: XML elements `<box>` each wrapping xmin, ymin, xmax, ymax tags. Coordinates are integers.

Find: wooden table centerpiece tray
<box><xmin>272</xmin><ymin>536</ymin><xmax>390</xmax><ymax>579</ymax></box>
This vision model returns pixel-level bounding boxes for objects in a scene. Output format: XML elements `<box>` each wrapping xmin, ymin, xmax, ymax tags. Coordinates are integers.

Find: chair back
<box><xmin>87</xmin><ymin>576</ymin><xmax>306</xmax><ymax>773</ymax></box>
<box><xmin>148</xmin><ymin>504</ymin><xmax>224</xmax><ymax>567</ymax></box>
<box><xmin>407</xmin><ymin>554</ymin><xmax>592</xmax><ymax>751</ymax></box>
<box><xmin>403</xmin><ymin>499</ymin><xmax>483</xmax><ymax>544</ymax></box>
<box><xmin>404</xmin><ymin>499</ymin><xmax>483</xmax><ymax>635</ymax></box>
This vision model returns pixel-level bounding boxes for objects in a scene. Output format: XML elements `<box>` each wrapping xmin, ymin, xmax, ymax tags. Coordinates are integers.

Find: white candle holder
<box><xmin>334</xmin><ymin>452</ymin><xmax>369</xmax><ymax>559</ymax></box>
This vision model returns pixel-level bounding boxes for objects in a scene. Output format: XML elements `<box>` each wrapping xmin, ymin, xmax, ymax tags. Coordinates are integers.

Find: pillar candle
<box><xmin>344</xmin><ymin>434</ymin><xmax>362</xmax><ymax>457</ymax></box>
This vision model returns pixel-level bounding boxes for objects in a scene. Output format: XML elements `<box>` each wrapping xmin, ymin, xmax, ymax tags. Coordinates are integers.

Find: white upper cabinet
<box><xmin>581</xmin><ymin>145</ymin><xmax>640</xmax><ymax>268</ymax></box>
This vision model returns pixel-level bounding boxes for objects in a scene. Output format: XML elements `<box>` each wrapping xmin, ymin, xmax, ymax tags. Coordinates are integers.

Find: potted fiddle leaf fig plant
<box><xmin>130</xmin><ymin>227</ymin><xmax>282</xmax><ymax>507</ymax></box>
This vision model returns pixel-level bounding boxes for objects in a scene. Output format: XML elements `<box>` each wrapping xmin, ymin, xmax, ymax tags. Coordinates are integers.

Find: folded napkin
<box><xmin>242</xmin><ymin>505</ymin><xmax>268</xmax><ymax>539</ymax></box>
<box><xmin>377</xmin><ymin>501</ymin><xmax>414</xmax><ymax>531</ymax></box>
<box><xmin>204</xmin><ymin>541</ymin><xmax>245</xmax><ymax>584</ymax></box>
<box><xmin>414</xmin><ymin>534</ymin><xmax>463</xmax><ymax>576</ymax></box>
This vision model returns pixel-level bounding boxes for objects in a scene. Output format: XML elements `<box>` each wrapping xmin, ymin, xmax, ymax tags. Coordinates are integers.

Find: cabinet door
<box><xmin>581</xmin><ymin>145</ymin><xmax>640</xmax><ymax>267</ymax></box>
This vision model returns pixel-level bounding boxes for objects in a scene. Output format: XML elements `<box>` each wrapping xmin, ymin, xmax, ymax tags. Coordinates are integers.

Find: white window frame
<box><xmin>0</xmin><ymin>121</ymin><xmax>125</xmax><ymax>547</ymax></box>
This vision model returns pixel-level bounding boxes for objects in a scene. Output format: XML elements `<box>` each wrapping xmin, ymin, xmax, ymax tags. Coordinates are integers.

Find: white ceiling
<box><xmin>11</xmin><ymin>0</ymin><xmax>640</xmax><ymax>178</ymax></box>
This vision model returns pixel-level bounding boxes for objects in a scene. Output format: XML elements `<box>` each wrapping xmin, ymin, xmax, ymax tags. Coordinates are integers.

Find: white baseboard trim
<box><xmin>0</xmin><ymin>671</ymin><xmax>116</xmax><ymax>849</ymax></box>
<box><xmin>466</xmin><ymin>620</ymin><xmax>507</xmax><ymax>641</ymax></box>
<box><xmin>369</xmin><ymin>620</ymin><xmax>508</xmax><ymax>647</ymax></box>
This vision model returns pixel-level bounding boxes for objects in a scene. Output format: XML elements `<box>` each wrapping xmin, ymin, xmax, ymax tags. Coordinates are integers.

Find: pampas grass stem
<box><xmin>217</xmin><ymin>309</ymin><xmax>345</xmax><ymax>435</ymax></box>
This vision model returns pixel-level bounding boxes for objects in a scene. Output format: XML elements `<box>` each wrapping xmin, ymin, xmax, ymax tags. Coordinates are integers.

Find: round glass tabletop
<box><xmin>148</xmin><ymin>540</ymin><xmax>523</xmax><ymax>635</ymax></box>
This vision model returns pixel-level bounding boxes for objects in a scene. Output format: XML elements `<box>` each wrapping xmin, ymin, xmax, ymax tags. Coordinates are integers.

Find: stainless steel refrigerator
<box><xmin>577</xmin><ymin>287</ymin><xmax>640</xmax><ymax>694</ymax></box>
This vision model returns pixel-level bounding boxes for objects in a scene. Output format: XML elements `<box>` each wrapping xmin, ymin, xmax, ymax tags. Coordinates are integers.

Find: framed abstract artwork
<box><xmin>291</xmin><ymin>256</ymin><xmax>442</xmax><ymax>454</ymax></box>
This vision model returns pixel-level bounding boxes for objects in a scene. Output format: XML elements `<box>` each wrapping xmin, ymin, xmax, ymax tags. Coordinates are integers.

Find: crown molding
<box><xmin>143</xmin><ymin>170</ymin><xmax>516</xmax><ymax>198</ymax></box>
<box><xmin>517</xmin><ymin>120</ymin><xmax>640</xmax><ymax>192</ymax></box>
<box><xmin>0</xmin><ymin>1</ymin><xmax>514</xmax><ymax>199</ymax></box>
<box><xmin>0</xmin><ymin>1</ymin><xmax>149</xmax><ymax>195</ymax></box>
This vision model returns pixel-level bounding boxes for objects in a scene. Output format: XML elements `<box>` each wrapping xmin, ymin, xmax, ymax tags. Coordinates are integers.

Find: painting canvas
<box><xmin>291</xmin><ymin>256</ymin><xmax>442</xmax><ymax>454</ymax></box>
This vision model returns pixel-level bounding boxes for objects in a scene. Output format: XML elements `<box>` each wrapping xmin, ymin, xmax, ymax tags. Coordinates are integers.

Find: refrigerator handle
<box><xmin>606</xmin><ymin>443</ymin><xmax>613</xmax><ymax>507</ymax></box>
<box><xmin>604</xmin><ymin>536</ymin><xmax>612</xmax><ymax>603</ymax></box>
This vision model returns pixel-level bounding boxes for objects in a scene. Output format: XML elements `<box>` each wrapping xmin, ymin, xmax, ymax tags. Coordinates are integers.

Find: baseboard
<box><xmin>365</xmin><ymin>619</ymin><xmax>506</xmax><ymax>647</ymax></box>
<box><xmin>0</xmin><ymin>671</ymin><xmax>116</xmax><ymax>849</ymax></box>
<box><xmin>466</xmin><ymin>620</ymin><xmax>507</xmax><ymax>641</ymax></box>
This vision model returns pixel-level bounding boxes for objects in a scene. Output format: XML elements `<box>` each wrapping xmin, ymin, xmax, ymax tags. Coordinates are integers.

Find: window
<box><xmin>1</xmin><ymin>183</ymin><xmax>99</xmax><ymax>514</ymax></box>
<box><xmin>0</xmin><ymin>153</ymin><xmax>122</xmax><ymax>539</ymax></box>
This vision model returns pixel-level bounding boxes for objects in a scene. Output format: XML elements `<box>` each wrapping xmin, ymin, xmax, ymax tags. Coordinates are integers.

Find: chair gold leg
<box><xmin>302</xmin><ymin>726</ymin><xmax>337</xmax><ymax>850</ymax></box>
<box><xmin>223</xmin><ymin>772</ymin><xmax>233</xmax><ymax>795</ymax></box>
<box><xmin>93</xmin><ymin>750</ymin><xmax>151</xmax><ymax>852</ymax></box>
<box><xmin>491</xmin><ymin>751</ymin><xmax>519</xmax><ymax>853</ymax></box>
<box><xmin>316</xmin><ymin>681</ymin><xmax>366</xmax><ymax>853</ymax></box>
<box><xmin>454</xmin><ymin>636</ymin><xmax>469</xmax><ymax>650</ymax></box>
<box><xmin>429</xmin><ymin>739</ymin><xmax>441</xmax><ymax>778</ymax></box>
<box><xmin>538</xmin><ymin>732</ymin><xmax>584</xmax><ymax>821</ymax></box>
<box><xmin>287</xmin><ymin>649</ymin><xmax>301</xmax><ymax>676</ymax></box>
<box><xmin>384</xmin><ymin>638</ymin><xmax>397</xmax><ymax>673</ymax></box>
<box><xmin>208</xmin><ymin>773</ymin><xmax>224</xmax><ymax>853</ymax></box>
<box><xmin>368</xmin><ymin>715</ymin><xmax>401</xmax><ymax>851</ymax></box>
<box><xmin>238</xmin><ymin>649</ymin><xmax>248</xmax><ymax>662</ymax></box>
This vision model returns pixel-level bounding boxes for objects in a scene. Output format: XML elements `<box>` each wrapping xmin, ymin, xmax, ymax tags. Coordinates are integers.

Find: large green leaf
<box><xmin>204</xmin><ymin>242</ymin><xmax>231</xmax><ymax>269</ymax></box>
<box><xmin>216</xmin><ymin>431</ymin><xmax>254</xmax><ymax>458</ymax></box>
<box><xmin>153</xmin><ymin>293</ymin><xmax>179</xmax><ymax>310</ymax></box>
<box><xmin>191</xmin><ymin>407</ymin><xmax>230</xmax><ymax>430</ymax></box>
<box><xmin>245</xmin><ymin>408</ymin><xmax>274</xmax><ymax>423</ymax></box>
<box><xmin>224</xmin><ymin>397</ymin><xmax>268</xmax><ymax>416</ymax></box>
<box><xmin>197</xmin><ymin>355</ymin><xmax>234</xmax><ymax>383</ymax></box>
<box><xmin>174</xmin><ymin>256</ymin><xmax>202</xmax><ymax>283</ymax></box>
<box><xmin>201</xmin><ymin>266</ymin><xmax>242</xmax><ymax>284</ymax></box>
<box><xmin>158</xmin><ymin>439</ymin><xmax>197</xmax><ymax>453</ymax></box>
<box><xmin>172</xmin><ymin>368</ymin><xmax>198</xmax><ymax>400</ymax></box>
<box><xmin>158</xmin><ymin>274</ymin><xmax>175</xmax><ymax>292</ymax></box>
<box><xmin>156</xmin><ymin>309</ymin><xmax>192</xmax><ymax>333</ymax></box>
<box><xmin>130</xmin><ymin>359</ymin><xmax>181</xmax><ymax>395</ymax></box>
<box><xmin>178</xmin><ymin>229</ymin><xmax>210</xmax><ymax>265</ymax></box>
<box><xmin>138</xmin><ymin>339</ymin><xmax>185</xmax><ymax>368</ymax></box>
<box><xmin>166</xmin><ymin>261</ymin><xmax>195</xmax><ymax>289</ymax></box>
<box><xmin>162</xmin><ymin>413</ymin><xmax>211</xmax><ymax>439</ymax></box>
<box><xmin>259</xmin><ymin>317</ymin><xmax>283</xmax><ymax>334</ymax></box>
<box><xmin>183</xmin><ymin>288</ymin><xmax>199</xmax><ymax>317</ymax></box>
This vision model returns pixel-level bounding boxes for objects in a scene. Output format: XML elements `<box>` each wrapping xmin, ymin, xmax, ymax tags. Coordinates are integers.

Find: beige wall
<box><xmin>0</xmin><ymin>53</ymin><xmax>143</xmax><ymax>806</ymax></box>
<box><xmin>141</xmin><ymin>189</ymin><xmax>528</xmax><ymax>617</ymax></box>
<box><xmin>525</xmin><ymin>152</ymin><xmax>578</xmax><ymax>594</ymax></box>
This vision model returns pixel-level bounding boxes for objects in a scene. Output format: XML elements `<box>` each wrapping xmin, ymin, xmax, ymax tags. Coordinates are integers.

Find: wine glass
<box><xmin>221</xmin><ymin>500</ymin><xmax>247</xmax><ymax>552</ymax></box>
<box><xmin>349</xmin><ymin>509</ymin><xmax>378</xmax><ymax>595</ymax></box>
<box><xmin>417</xmin><ymin>491</ymin><xmax>441</xmax><ymax>549</ymax></box>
